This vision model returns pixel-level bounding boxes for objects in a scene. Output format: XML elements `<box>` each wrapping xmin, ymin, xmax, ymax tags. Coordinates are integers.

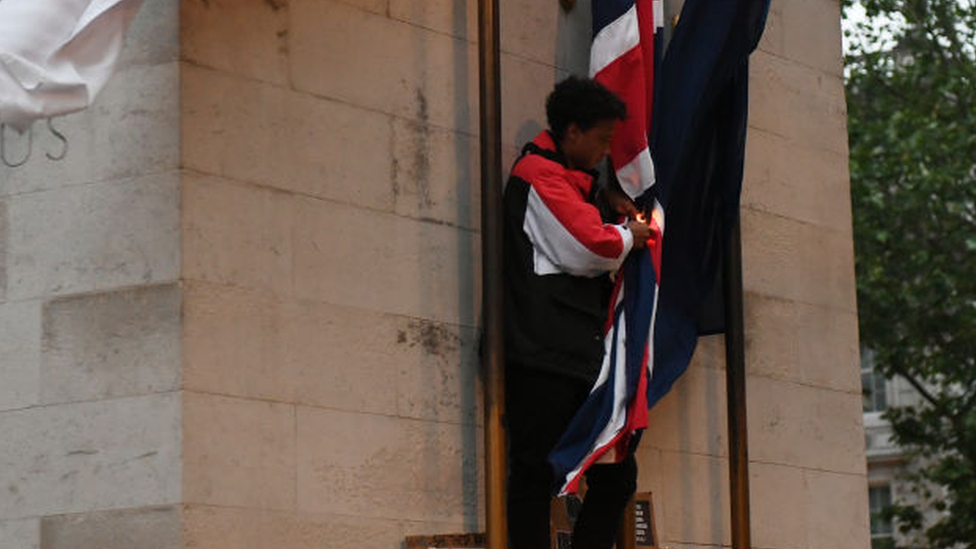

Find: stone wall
<box><xmin>0</xmin><ymin>1</ymin><xmax>182</xmax><ymax>548</ymax></box>
<box><xmin>0</xmin><ymin>0</ymin><xmax>869</xmax><ymax>548</ymax></box>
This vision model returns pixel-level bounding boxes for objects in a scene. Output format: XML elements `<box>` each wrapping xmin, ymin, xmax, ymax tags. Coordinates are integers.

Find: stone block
<box><xmin>740</xmin><ymin>207</ymin><xmax>857</xmax><ymax>312</ymax></box>
<box><xmin>389</xmin><ymin>0</ymin><xmax>478</xmax><ymax>42</ymax></box>
<box><xmin>642</xmin><ymin>363</ymin><xmax>727</xmax><ymax>457</ymax></box>
<box><xmin>40</xmin><ymin>506</ymin><xmax>181</xmax><ymax>549</ymax></box>
<box><xmin>658</xmin><ymin>451</ymin><xmax>730</xmax><ymax>546</ymax></box>
<box><xmin>781</xmin><ymin>0</ymin><xmax>844</xmax><ymax>76</ymax></box>
<box><xmin>805</xmin><ymin>469</ymin><xmax>871</xmax><ymax>549</ymax></box>
<box><xmin>394</xmin><ymin>317</ymin><xmax>481</xmax><ymax>426</ymax></box>
<box><xmin>181</xmin><ymin>65</ymin><xmax>395</xmax><ymax>211</ymax></box>
<box><xmin>296</xmin><ymin>406</ymin><xmax>482</xmax><ymax>523</ymax></box>
<box><xmin>292</xmin><ymin>194</ymin><xmax>481</xmax><ymax>327</ymax></box>
<box><xmin>119</xmin><ymin>0</ymin><xmax>180</xmax><ymax>68</ymax></box>
<box><xmin>392</xmin><ymin>118</ymin><xmax>480</xmax><ymax>229</ymax></box>
<box><xmin>0</xmin><ymin>393</ymin><xmax>180</xmax><ymax>519</ymax></box>
<box><xmin>0</xmin><ymin>518</ymin><xmax>39</xmax><ymax>549</ymax></box>
<box><xmin>742</xmin><ymin>127</ymin><xmax>853</xmax><ymax>232</ymax></box>
<box><xmin>794</xmin><ymin>300</ymin><xmax>860</xmax><ymax>393</ymax></box>
<box><xmin>181</xmin><ymin>0</ymin><xmax>289</xmax><ymax>85</ymax></box>
<box><xmin>183</xmin><ymin>505</ymin><xmax>407</xmax><ymax>549</ymax></box>
<box><xmin>749</xmin><ymin>462</ymin><xmax>807</xmax><ymax>549</ymax></box>
<box><xmin>290</xmin><ymin>0</ymin><xmax>479</xmax><ymax>134</ymax></box>
<box><xmin>183</xmin><ymin>393</ymin><xmax>296</xmax><ymax>510</ymax></box>
<box><xmin>40</xmin><ymin>284</ymin><xmax>181</xmax><ymax>404</ymax></box>
<box><xmin>390</xmin><ymin>0</ymin><xmax>591</xmax><ymax>74</ymax></box>
<box><xmin>744</xmin><ymin>293</ymin><xmax>860</xmax><ymax>393</ymax></box>
<box><xmin>0</xmin><ymin>300</ymin><xmax>41</xmax><ymax>412</ymax></box>
<box><xmin>0</xmin><ymin>63</ymin><xmax>179</xmax><ymax>197</ymax></box>
<box><xmin>748</xmin><ymin>376</ymin><xmax>866</xmax><ymax>474</ymax></box>
<box><xmin>182</xmin><ymin>173</ymin><xmax>294</xmax><ymax>297</ymax></box>
<box><xmin>749</xmin><ymin>50</ymin><xmax>848</xmax><ymax>155</ymax></box>
<box><xmin>5</xmin><ymin>171</ymin><xmax>179</xmax><ymax>300</ymax></box>
<box><xmin>86</xmin><ymin>63</ymin><xmax>181</xmax><ymax>181</ymax></box>
<box><xmin>335</xmin><ymin>0</ymin><xmax>388</xmax><ymax>15</ymax></box>
<box><xmin>756</xmin><ymin>0</ymin><xmax>784</xmax><ymax>59</ymax></box>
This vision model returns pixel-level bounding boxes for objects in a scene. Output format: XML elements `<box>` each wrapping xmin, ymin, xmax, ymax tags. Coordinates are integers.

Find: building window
<box><xmin>862</xmin><ymin>350</ymin><xmax>887</xmax><ymax>413</ymax></box>
<box><xmin>869</xmin><ymin>485</ymin><xmax>895</xmax><ymax>549</ymax></box>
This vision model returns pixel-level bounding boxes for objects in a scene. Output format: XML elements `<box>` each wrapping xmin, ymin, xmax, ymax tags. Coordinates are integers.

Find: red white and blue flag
<box><xmin>549</xmin><ymin>0</ymin><xmax>665</xmax><ymax>496</ymax></box>
<box><xmin>549</xmin><ymin>0</ymin><xmax>771</xmax><ymax>496</ymax></box>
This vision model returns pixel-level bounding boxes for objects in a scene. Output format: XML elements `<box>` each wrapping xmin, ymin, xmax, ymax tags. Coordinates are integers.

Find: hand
<box><xmin>605</xmin><ymin>187</ymin><xmax>638</xmax><ymax>218</ymax></box>
<box><xmin>626</xmin><ymin>220</ymin><xmax>651</xmax><ymax>249</ymax></box>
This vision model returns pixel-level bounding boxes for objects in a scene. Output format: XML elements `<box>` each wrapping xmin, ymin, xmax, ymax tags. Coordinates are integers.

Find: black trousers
<box><xmin>506</xmin><ymin>367</ymin><xmax>637</xmax><ymax>549</ymax></box>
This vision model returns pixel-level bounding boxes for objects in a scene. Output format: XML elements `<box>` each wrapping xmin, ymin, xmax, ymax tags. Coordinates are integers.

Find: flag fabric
<box><xmin>0</xmin><ymin>0</ymin><xmax>142</xmax><ymax>131</ymax></box>
<box><xmin>549</xmin><ymin>0</ymin><xmax>665</xmax><ymax>496</ymax></box>
<box><xmin>649</xmin><ymin>0</ymin><xmax>770</xmax><ymax>413</ymax></box>
<box><xmin>549</xmin><ymin>0</ymin><xmax>771</xmax><ymax>496</ymax></box>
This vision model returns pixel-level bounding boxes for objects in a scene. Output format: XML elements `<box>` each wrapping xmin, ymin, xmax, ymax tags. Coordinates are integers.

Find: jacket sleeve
<box><xmin>523</xmin><ymin>170</ymin><xmax>634</xmax><ymax>277</ymax></box>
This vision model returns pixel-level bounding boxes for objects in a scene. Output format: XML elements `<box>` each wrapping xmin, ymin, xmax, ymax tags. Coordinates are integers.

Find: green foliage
<box><xmin>844</xmin><ymin>0</ymin><xmax>976</xmax><ymax>547</ymax></box>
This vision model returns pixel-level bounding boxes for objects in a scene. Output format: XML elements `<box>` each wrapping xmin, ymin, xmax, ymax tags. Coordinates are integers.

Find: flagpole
<box><xmin>477</xmin><ymin>0</ymin><xmax>507</xmax><ymax>547</ymax></box>
<box><xmin>724</xmin><ymin>217</ymin><xmax>752</xmax><ymax>549</ymax></box>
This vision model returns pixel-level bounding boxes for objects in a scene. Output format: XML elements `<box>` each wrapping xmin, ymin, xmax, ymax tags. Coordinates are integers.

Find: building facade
<box><xmin>0</xmin><ymin>1</ymin><xmax>869</xmax><ymax>548</ymax></box>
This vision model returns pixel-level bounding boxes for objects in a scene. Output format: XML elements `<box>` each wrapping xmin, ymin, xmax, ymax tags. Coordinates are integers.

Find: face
<box><xmin>562</xmin><ymin>119</ymin><xmax>616</xmax><ymax>171</ymax></box>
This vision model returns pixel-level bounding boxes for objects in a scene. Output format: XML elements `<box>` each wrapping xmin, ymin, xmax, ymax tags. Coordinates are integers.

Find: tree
<box><xmin>844</xmin><ymin>0</ymin><xmax>976</xmax><ymax>547</ymax></box>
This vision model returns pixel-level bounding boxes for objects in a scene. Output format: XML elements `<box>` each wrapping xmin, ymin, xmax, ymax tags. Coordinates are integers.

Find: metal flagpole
<box><xmin>477</xmin><ymin>0</ymin><xmax>506</xmax><ymax>547</ymax></box>
<box><xmin>724</xmin><ymin>217</ymin><xmax>752</xmax><ymax>549</ymax></box>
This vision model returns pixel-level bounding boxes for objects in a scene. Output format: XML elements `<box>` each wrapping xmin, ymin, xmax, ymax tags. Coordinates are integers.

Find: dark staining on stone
<box><xmin>397</xmin><ymin>330</ymin><xmax>408</xmax><ymax>344</ymax></box>
<box><xmin>264</xmin><ymin>0</ymin><xmax>286</xmax><ymax>11</ymax></box>
<box><xmin>406</xmin><ymin>319</ymin><xmax>460</xmax><ymax>357</ymax></box>
<box><xmin>412</xmin><ymin>88</ymin><xmax>434</xmax><ymax>209</ymax></box>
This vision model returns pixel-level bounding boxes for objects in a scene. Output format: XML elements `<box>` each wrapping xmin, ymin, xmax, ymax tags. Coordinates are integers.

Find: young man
<box><xmin>503</xmin><ymin>76</ymin><xmax>651</xmax><ymax>549</ymax></box>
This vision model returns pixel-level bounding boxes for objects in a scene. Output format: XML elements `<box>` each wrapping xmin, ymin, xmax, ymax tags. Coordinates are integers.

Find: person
<box><xmin>503</xmin><ymin>76</ymin><xmax>651</xmax><ymax>549</ymax></box>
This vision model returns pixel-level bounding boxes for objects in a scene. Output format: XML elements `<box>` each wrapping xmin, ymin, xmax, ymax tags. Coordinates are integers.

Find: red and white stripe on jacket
<box><xmin>511</xmin><ymin>132</ymin><xmax>634</xmax><ymax>278</ymax></box>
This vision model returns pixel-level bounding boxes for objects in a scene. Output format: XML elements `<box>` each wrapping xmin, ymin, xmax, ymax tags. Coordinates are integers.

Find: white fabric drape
<box><xmin>0</xmin><ymin>0</ymin><xmax>141</xmax><ymax>131</ymax></box>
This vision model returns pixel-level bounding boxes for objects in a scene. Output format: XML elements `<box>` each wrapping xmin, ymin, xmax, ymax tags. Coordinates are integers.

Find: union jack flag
<box><xmin>549</xmin><ymin>0</ymin><xmax>665</xmax><ymax>496</ymax></box>
<box><xmin>549</xmin><ymin>0</ymin><xmax>772</xmax><ymax>496</ymax></box>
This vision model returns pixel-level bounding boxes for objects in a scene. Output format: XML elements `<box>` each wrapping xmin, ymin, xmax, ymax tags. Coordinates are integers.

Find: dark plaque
<box><xmin>634</xmin><ymin>492</ymin><xmax>658</xmax><ymax>548</ymax></box>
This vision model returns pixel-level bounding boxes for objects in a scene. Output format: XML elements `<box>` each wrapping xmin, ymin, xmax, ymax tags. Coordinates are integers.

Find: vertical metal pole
<box><xmin>478</xmin><ymin>0</ymin><xmax>506</xmax><ymax>548</ymax></box>
<box><xmin>724</xmin><ymin>218</ymin><xmax>752</xmax><ymax>549</ymax></box>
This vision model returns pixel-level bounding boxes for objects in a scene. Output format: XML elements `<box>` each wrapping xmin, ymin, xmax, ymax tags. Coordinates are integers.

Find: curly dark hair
<box><xmin>546</xmin><ymin>76</ymin><xmax>627</xmax><ymax>140</ymax></box>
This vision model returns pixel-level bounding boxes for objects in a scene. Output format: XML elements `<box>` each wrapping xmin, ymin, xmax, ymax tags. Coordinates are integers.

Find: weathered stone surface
<box><xmin>740</xmin><ymin>207</ymin><xmax>857</xmax><ymax>312</ymax></box>
<box><xmin>182</xmin><ymin>173</ymin><xmax>294</xmax><ymax>297</ymax></box>
<box><xmin>335</xmin><ymin>0</ymin><xmax>388</xmax><ymax>16</ymax></box>
<box><xmin>182</xmin><ymin>65</ymin><xmax>395</xmax><ymax>211</ymax></box>
<box><xmin>183</xmin><ymin>505</ymin><xmax>407</xmax><ymax>549</ymax></box>
<box><xmin>748</xmin><ymin>376</ymin><xmax>866</xmax><ymax>474</ymax></box>
<box><xmin>0</xmin><ymin>63</ymin><xmax>179</xmax><ymax>197</ymax></box>
<box><xmin>290</xmin><ymin>0</ymin><xmax>478</xmax><ymax>134</ymax></box>
<box><xmin>805</xmin><ymin>469</ymin><xmax>871</xmax><ymax>549</ymax></box>
<box><xmin>750</xmin><ymin>462</ymin><xmax>808</xmax><ymax>549</ymax></box>
<box><xmin>0</xmin><ymin>393</ymin><xmax>180</xmax><ymax>519</ymax></box>
<box><xmin>742</xmin><ymin>126</ymin><xmax>853</xmax><ymax>232</ymax></box>
<box><xmin>183</xmin><ymin>280</ymin><xmax>481</xmax><ymax>424</ymax></box>
<box><xmin>744</xmin><ymin>292</ymin><xmax>860</xmax><ymax>393</ymax></box>
<box><xmin>392</xmin><ymin>118</ymin><xmax>480</xmax><ymax>229</ymax></box>
<box><xmin>183</xmin><ymin>393</ymin><xmax>296</xmax><ymax>510</ymax></box>
<box><xmin>749</xmin><ymin>50</ymin><xmax>848</xmax><ymax>154</ymax></box>
<box><xmin>182</xmin><ymin>0</ymin><xmax>289</xmax><ymax>85</ymax></box>
<box><xmin>0</xmin><ymin>300</ymin><xmax>41</xmax><ymax>412</ymax></box>
<box><xmin>642</xmin><ymin>363</ymin><xmax>727</xmax><ymax>457</ymax></box>
<box><xmin>292</xmin><ymin>193</ymin><xmax>480</xmax><ymax>327</ymax></box>
<box><xmin>40</xmin><ymin>284</ymin><xmax>181</xmax><ymax>404</ymax></box>
<box><xmin>40</xmin><ymin>506</ymin><xmax>181</xmax><ymax>549</ymax></box>
<box><xmin>5</xmin><ymin>171</ymin><xmax>180</xmax><ymax>300</ymax></box>
<box><xmin>658</xmin><ymin>451</ymin><xmax>730</xmax><ymax>546</ymax></box>
<box><xmin>119</xmin><ymin>0</ymin><xmax>180</xmax><ymax>69</ymax></box>
<box><xmin>296</xmin><ymin>406</ymin><xmax>482</xmax><ymax>523</ymax></box>
<box><xmin>781</xmin><ymin>0</ymin><xmax>844</xmax><ymax>76</ymax></box>
<box><xmin>0</xmin><ymin>518</ymin><xmax>39</xmax><ymax>549</ymax></box>
<box><xmin>390</xmin><ymin>0</ymin><xmax>591</xmax><ymax>75</ymax></box>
